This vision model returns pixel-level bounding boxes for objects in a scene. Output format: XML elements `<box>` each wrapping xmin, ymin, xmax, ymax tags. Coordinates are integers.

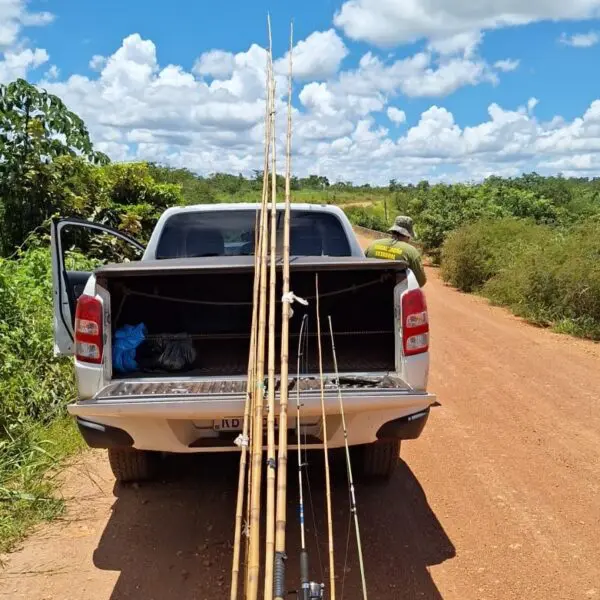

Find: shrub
<box><xmin>0</xmin><ymin>240</ymin><xmax>92</xmax><ymax>549</ymax></box>
<box><xmin>344</xmin><ymin>206</ymin><xmax>388</xmax><ymax>232</ymax></box>
<box><xmin>441</xmin><ymin>219</ymin><xmax>600</xmax><ymax>340</ymax></box>
<box><xmin>440</xmin><ymin>219</ymin><xmax>552</xmax><ymax>292</ymax></box>
<box><xmin>484</xmin><ymin>222</ymin><xmax>600</xmax><ymax>338</ymax></box>
<box><xmin>411</xmin><ymin>185</ymin><xmax>509</xmax><ymax>262</ymax></box>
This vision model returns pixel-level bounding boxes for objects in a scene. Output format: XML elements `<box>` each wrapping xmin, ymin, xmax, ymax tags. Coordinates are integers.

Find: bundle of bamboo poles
<box><xmin>229</xmin><ymin>17</ymin><xmax>295</xmax><ymax>600</ymax></box>
<box><xmin>228</xmin><ymin>17</ymin><xmax>373</xmax><ymax>600</ymax></box>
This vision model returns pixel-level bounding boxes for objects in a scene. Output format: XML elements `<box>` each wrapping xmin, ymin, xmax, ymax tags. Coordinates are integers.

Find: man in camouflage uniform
<box><xmin>365</xmin><ymin>216</ymin><xmax>427</xmax><ymax>287</ymax></box>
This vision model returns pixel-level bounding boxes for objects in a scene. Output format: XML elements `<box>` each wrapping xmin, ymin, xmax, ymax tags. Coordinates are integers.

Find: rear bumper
<box><xmin>77</xmin><ymin>417</ymin><xmax>134</xmax><ymax>449</ymax></box>
<box><xmin>68</xmin><ymin>387</ymin><xmax>436</xmax><ymax>453</ymax></box>
<box><xmin>376</xmin><ymin>408</ymin><xmax>430</xmax><ymax>441</ymax></box>
<box><xmin>68</xmin><ymin>389</ymin><xmax>435</xmax><ymax>419</ymax></box>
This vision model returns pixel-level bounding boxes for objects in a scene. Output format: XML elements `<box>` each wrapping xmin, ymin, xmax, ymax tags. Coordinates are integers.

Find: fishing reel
<box><xmin>306</xmin><ymin>581</ymin><xmax>325</xmax><ymax>599</ymax></box>
<box><xmin>288</xmin><ymin>581</ymin><xmax>325</xmax><ymax>600</ymax></box>
<box><xmin>290</xmin><ymin>581</ymin><xmax>324</xmax><ymax>600</ymax></box>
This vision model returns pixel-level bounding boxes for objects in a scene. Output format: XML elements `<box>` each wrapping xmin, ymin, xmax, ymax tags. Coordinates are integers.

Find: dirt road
<box><xmin>2</xmin><ymin>245</ymin><xmax>600</xmax><ymax>599</ymax></box>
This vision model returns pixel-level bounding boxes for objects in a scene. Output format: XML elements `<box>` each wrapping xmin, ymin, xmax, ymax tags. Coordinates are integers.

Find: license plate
<box><xmin>213</xmin><ymin>416</ymin><xmax>279</xmax><ymax>431</ymax></box>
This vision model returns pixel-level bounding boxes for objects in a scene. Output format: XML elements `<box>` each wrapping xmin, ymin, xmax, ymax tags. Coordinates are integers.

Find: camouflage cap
<box><xmin>388</xmin><ymin>215</ymin><xmax>415</xmax><ymax>239</ymax></box>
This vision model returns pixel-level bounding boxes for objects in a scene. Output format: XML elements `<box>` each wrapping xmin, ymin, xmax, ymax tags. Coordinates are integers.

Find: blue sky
<box><xmin>3</xmin><ymin>0</ymin><xmax>600</xmax><ymax>183</ymax></box>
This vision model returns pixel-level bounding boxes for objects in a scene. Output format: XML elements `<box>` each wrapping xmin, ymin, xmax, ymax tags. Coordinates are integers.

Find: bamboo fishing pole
<box><xmin>229</xmin><ymin>204</ymin><xmax>263</xmax><ymax>600</ymax></box>
<box><xmin>274</xmin><ymin>22</ymin><xmax>294</xmax><ymax>600</ymax></box>
<box><xmin>246</xmin><ymin>18</ymin><xmax>275</xmax><ymax>597</ymax></box>
<box><xmin>244</xmin><ymin>68</ymin><xmax>273</xmax><ymax>594</ymax></box>
<box><xmin>328</xmin><ymin>316</ymin><xmax>368</xmax><ymax>600</ymax></box>
<box><xmin>230</xmin><ymin>70</ymin><xmax>271</xmax><ymax>597</ymax></box>
<box><xmin>235</xmin><ymin>27</ymin><xmax>274</xmax><ymax>599</ymax></box>
<box><xmin>315</xmin><ymin>274</ymin><xmax>336</xmax><ymax>599</ymax></box>
<box><xmin>264</xmin><ymin>18</ymin><xmax>278</xmax><ymax>597</ymax></box>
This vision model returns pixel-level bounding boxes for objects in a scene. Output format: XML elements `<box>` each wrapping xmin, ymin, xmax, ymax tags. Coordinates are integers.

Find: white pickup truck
<box><xmin>51</xmin><ymin>203</ymin><xmax>436</xmax><ymax>483</ymax></box>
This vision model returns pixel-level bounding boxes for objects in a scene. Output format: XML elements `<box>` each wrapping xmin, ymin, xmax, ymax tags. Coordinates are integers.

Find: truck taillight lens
<box><xmin>75</xmin><ymin>295</ymin><xmax>103</xmax><ymax>364</ymax></box>
<box><xmin>402</xmin><ymin>288</ymin><xmax>429</xmax><ymax>356</ymax></box>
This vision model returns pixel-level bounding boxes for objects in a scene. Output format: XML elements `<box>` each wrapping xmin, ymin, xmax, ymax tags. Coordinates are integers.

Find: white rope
<box><xmin>281</xmin><ymin>291</ymin><xmax>308</xmax><ymax>306</ymax></box>
<box><xmin>282</xmin><ymin>291</ymin><xmax>308</xmax><ymax>319</ymax></box>
<box><xmin>234</xmin><ymin>434</ymin><xmax>249</xmax><ymax>448</ymax></box>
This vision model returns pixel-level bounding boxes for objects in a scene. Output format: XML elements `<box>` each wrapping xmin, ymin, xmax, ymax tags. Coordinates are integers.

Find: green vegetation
<box><xmin>1</xmin><ymin>78</ymin><xmax>600</xmax><ymax>550</ymax></box>
<box><xmin>0</xmin><ymin>417</ymin><xmax>84</xmax><ymax>553</ymax></box>
<box><xmin>441</xmin><ymin>220</ymin><xmax>600</xmax><ymax>339</ymax></box>
<box><xmin>0</xmin><ymin>79</ymin><xmax>108</xmax><ymax>256</ymax></box>
<box><xmin>349</xmin><ymin>176</ymin><xmax>600</xmax><ymax>339</ymax></box>
<box><xmin>0</xmin><ymin>241</ymin><xmax>90</xmax><ymax>551</ymax></box>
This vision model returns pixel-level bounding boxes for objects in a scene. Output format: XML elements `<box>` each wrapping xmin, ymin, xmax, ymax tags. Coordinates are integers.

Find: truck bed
<box><xmin>96</xmin><ymin>255</ymin><xmax>409</xmax><ymax>379</ymax></box>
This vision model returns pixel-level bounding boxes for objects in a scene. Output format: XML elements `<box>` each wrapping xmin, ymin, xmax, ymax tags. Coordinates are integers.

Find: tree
<box><xmin>0</xmin><ymin>79</ymin><xmax>109</xmax><ymax>255</ymax></box>
<box><xmin>302</xmin><ymin>174</ymin><xmax>330</xmax><ymax>189</ymax></box>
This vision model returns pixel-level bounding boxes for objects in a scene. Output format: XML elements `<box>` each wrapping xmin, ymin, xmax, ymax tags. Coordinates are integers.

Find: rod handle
<box><xmin>299</xmin><ymin>549</ymin><xmax>310</xmax><ymax>600</ymax></box>
<box><xmin>274</xmin><ymin>551</ymin><xmax>287</xmax><ymax>599</ymax></box>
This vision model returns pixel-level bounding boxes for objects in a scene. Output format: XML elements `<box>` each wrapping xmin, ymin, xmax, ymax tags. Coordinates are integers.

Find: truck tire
<box><xmin>107</xmin><ymin>448</ymin><xmax>156</xmax><ymax>483</ymax></box>
<box><xmin>360</xmin><ymin>440</ymin><xmax>401</xmax><ymax>480</ymax></box>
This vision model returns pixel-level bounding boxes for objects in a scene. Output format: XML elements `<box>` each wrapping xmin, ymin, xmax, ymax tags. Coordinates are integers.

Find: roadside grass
<box><xmin>0</xmin><ymin>243</ymin><xmax>94</xmax><ymax>554</ymax></box>
<box><xmin>441</xmin><ymin>219</ymin><xmax>600</xmax><ymax>341</ymax></box>
<box><xmin>0</xmin><ymin>417</ymin><xmax>84</xmax><ymax>554</ymax></box>
<box><xmin>342</xmin><ymin>201</ymin><xmax>390</xmax><ymax>231</ymax></box>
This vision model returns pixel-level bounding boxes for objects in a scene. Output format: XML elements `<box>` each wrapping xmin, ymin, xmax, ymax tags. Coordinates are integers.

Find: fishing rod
<box><xmin>315</xmin><ymin>274</ymin><xmax>336</xmax><ymax>599</ymax></box>
<box><xmin>289</xmin><ymin>315</ymin><xmax>324</xmax><ymax>600</ymax></box>
<box><xmin>246</xmin><ymin>16</ymin><xmax>275</xmax><ymax>597</ymax></box>
<box><xmin>229</xmin><ymin>164</ymin><xmax>265</xmax><ymax>600</ymax></box>
<box><xmin>264</xmin><ymin>15</ymin><xmax>279</xmax><ymax>595</ymax></box>
<box><xmin>328</xmin><ymin>316</ymin><xmax>368</xmax><ymax>600</ymax></box>
<box><xmin>230</xmin><ymin>17</ymin><xmax>273</xmax><ymax>599</ymax></box>
<box><xmin>274</xmin><ymin>22</ymin><xmax>295</xmax><ymax>600</ymax></box>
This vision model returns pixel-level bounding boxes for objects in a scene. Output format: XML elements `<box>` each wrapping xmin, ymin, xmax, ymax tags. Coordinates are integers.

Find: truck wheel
<box><xmin>360</xmin><ymin>440</ymin><xmax>401</xmax><ymax>480</ymax></box>
<box><xmin>107</xmin><ymin>448</ymin><xmax>156</xmax><ymax>483</ymax></box>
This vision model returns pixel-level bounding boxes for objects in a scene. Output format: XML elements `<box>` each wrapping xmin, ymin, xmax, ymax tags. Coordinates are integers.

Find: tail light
<box><xmin>402</xmin><ymin>288</ymin><xmax>429</xmax><ymax>356</ymax></box>
<box><xmin>75</xmin><ymin>295</ymin><xmax>103</xmax><ymax>364</ymax></box>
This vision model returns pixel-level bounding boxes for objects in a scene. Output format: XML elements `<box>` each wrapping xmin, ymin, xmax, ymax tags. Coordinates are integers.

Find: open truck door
<box><xmin>51</xmin><ymin>217</ymin><xmax>145</xmax><ymax>357</ymax></box>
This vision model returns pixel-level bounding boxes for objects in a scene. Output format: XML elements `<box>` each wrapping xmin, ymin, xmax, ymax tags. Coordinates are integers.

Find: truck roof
<box><xmin>143</xmin><ymin>202</ymin><xmax>363</xmax><ymax>260</ymax></box>
<box><xmin>158</xmin><ymin>202</ymin><xmax>346</xmax><ymax>216</ymax></box>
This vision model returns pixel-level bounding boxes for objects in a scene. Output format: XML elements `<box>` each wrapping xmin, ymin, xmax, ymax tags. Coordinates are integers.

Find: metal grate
<box><xmin>97</xmin><ymin>374</ymin><xmax>410</xmax><ymax>400</ymax></box>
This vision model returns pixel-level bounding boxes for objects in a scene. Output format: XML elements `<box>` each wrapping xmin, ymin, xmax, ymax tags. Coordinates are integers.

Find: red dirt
<box><xmin>2</xmin><ymin>239</ymin><xmax>600</xmax><ymax>599</ymax></box>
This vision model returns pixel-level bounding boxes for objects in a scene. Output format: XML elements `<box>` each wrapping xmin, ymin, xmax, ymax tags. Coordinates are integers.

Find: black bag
<box><xmin>136</xmin><ymin>333</ymin><xmax>197</xmax><ymax>372</ymax></box>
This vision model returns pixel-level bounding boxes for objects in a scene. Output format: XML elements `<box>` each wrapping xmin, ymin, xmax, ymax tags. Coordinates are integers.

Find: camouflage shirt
<box><xmin>365</xmin><ymin>237</ymin><xmax>427</xmax><ymax>287</ymax></box>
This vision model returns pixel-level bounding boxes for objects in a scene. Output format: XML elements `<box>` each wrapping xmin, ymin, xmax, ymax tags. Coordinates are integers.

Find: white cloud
<box><xmin>89</xmin><ymin>55</ymin><xmax>107</xmax><ymax>72</ymax></box>
<box><xmin>559</xmin><ymin>31</ymin><xmax>600</xmax><ymax>47</ymax></box>
<box><xmin>275</xmin><ymin>29</ymin><xmax>348</xmax><ymax>80</ymax></box>
<box><xmin>0</xmin><ymin>0</ymin><xmax>54</xmax><ymax>50</ymax></box>
<box><xmin>494</xmin><ymin>58</ymin><xmax>520</xmax><ymax>72</ymax></box>
<box><xmin>301</xmin><ymin>48</ymin><xmax>499</xmax><ymax>119</ymax></box>
<box><xmin>428</xmin><ymin>31</ymin><xmax>483</xmax><ymax>57</ymax></box>
<box><xmin>44</xmin><ymin>64</ymin><xmax>60</xmax><ymax>79</ymax></box>
<box><xmin>387</xmin><ymin>107</ymin><xmax>406</xmax><ymax>124</ymax></box>
<box><xmin>528</xmin><ymin>97</ymin><xmax>539</xmax><ymax>113</ymax></box>
<box><xmin>207</xmin><ymin>43</ymin><xmax>273</xmax><ymax>101</ymax></box>
<box><xmin>0</xmin><ymin>0</ymin><xmax>53</xmax><ymax>82</ymax></box>
<box><xmin>540</xmin><ymin>153</ymin><xmax>597</xmax><ymax>170</ymax></box>
<box><xmin>401</xmin><ymin>56</ymin><xmax>494</xmax><ymax>96</ymax></box>
<box><xmin>334</xmin><ymin>0</ymin><xmax>600</xmax><ymax>47</ymax></box>
<box><xmin>31</xmin><ymin>31</ymin><xmax>600</xmax><ymax>185</ymax></box>
<box><xmin>193</xmin><ymin>49</ymin><xmax>235</xmax><ymax>79</ymax></box>
<box><xmin>0</xmin><ymin>47</ymin><xmax>48</xmax><ymax>82</ymax></box>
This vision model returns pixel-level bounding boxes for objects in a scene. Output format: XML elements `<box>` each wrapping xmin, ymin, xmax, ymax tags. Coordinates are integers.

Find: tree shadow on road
<box><xmin>93</xmin><ymin>453</ymin><xmax>454</xmax><ymax>600</ymax></box>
